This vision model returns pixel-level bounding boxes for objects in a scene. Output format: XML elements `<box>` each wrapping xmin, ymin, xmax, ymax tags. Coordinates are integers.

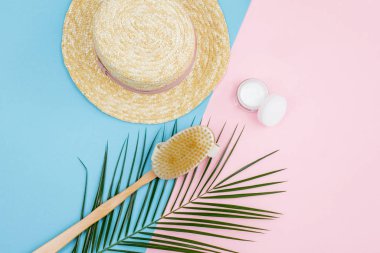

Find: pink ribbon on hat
<box><xmin>96</xmin><ymin>36</ymin><xmax>197</xmax><ymax>95</ymax></box>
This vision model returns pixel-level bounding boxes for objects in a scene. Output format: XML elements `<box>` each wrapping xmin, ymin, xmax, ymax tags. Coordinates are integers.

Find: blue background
<box><xmin>0</xmin><ymin>0</ymin><xmax>250</xmax><ymax>252</ymax></box>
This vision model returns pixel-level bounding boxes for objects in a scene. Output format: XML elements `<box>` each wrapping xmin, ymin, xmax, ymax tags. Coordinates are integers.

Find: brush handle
<box><xmin>34</xmin><ymin>170</ymin><xmax>157</xmax><ymax>253</ymax></box>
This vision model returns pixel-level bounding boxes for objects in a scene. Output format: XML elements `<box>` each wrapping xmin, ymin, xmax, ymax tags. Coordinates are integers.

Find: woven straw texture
<box><xmin>152</xmin><ymin>126</ymin><xmax>215</xmax><ymax>179</ymax></box>
<box><xmin>94</xmin><ymin>0</ymin><xmax>196</xmax><ymax>91</ymax></box>
<box><xmin>62</xmin><ymin>0</ymin><xmax>230</xmax><ymax>124</ymax></box>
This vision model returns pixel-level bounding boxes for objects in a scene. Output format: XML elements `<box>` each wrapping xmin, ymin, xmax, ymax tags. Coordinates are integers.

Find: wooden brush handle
<box><xmin>34</xmin><ymin>170</ymin><xmax>157</xmax><ymax>253</ymax></box>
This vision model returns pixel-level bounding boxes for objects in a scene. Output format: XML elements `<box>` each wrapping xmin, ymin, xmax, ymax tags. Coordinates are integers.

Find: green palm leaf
<box><xmin>138</xmin><ymin>231</ymin><xmax>237</xmax><ymax>253</ymax></box>
<box><xmin>70</xmin><ymin>119</ymin><xmax>285</xmax><ymax>253</ymax></box>
<box><xmin>163</xmin><ymin>217</ymin><xmax>267</xmax><ymax>232</ymax></box>
<box><xmin>191</xmin><ymin>202</ymin><xmax>281</xmax><ymax>215</ymax></box>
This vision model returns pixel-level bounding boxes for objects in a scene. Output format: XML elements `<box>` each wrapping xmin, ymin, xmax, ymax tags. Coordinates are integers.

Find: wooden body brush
<box><xmin>34</xmin><ymin>126</ymin><xmax>219</xmax><ymax>253</ymax></box>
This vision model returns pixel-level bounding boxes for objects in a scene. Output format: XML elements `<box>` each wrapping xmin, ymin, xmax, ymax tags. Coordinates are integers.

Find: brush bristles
<box><xmin>152</xmin><ymin>126</ymin><xmax>215</xmax><ymax>180</ymax></box>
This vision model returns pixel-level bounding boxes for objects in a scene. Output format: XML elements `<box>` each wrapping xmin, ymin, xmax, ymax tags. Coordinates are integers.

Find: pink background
<box><xmin>205</xmin><ymin>0</ymin><xmax>380</xmax><ymax>252</ymax></box>
<box><xmin>151</xmin><ymin>0</ymin><xmax>380</xmax><ymax>252</ymax></box>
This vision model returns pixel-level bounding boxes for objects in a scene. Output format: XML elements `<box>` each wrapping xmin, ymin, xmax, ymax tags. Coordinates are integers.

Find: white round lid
<box><xmin>258</xmin><ymin>94</ymin><xmax>287</xmax><ymax>127</ymax></box>
<box><xmin>237</xmin><ymin>79</ymin><xmax>269</xmax><ymax>111</ymax></box>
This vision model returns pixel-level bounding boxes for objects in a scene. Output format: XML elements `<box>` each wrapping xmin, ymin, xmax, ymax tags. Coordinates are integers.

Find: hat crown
<box><xmin>93</xmin><ymin>0</ymin><xmax>196</xmax><ymax>92</ymax></box>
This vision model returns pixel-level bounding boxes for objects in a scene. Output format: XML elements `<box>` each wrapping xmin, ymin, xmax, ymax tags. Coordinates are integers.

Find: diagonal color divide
<box><xmin>203</xmin><ymin>0</ymin><xmax>380</xmax><ymax>252</ymax></box>
<box><xmin>0</xmin><ymin>1</ymin><xmax>251</xmax><ymax>252</ymax></box>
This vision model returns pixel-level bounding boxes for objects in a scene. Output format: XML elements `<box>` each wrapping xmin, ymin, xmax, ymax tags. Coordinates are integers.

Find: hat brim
<box><xmin>62</xmin><ymin>0</ymin><xmax>230</xmax><ymax>124</ymax></box>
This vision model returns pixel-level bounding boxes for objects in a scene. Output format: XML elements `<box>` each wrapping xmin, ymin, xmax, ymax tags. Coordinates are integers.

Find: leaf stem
<box><xmin>98</xmin><ymin>190</ymin><xmax>209</xmax><ymax>252</ymax></box>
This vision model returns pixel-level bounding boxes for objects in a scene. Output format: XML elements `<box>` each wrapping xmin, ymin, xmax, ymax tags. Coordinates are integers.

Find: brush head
<box><xmin>152</xmin><ymin>126</ymin><xmax>218</xmax><ymax>180</ymax></box>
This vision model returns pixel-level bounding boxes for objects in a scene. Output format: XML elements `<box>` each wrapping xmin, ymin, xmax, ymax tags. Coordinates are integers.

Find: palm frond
<box><xmin>72</xmin><ymin>159</ymin><xmax>88</xmax><ymax>253</ymax></box>
<box><xmin>70</xmin><ymin>119</ymin><xmax>285</xmax><ymax>253</ymax></box>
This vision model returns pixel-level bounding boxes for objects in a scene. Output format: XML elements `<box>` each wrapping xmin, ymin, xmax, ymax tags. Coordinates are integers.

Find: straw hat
<box><xmin>62</xmin><ymin>0</ymin><xmax>230</xmax><ymax>124</ymax></box>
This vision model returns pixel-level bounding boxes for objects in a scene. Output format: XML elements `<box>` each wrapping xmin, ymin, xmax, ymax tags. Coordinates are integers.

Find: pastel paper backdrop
<box><xmin>2</xmin><ymin>0</ymin><xmax>380</xmax><ymax>252</ymax></box>
<box><xmin>151</xmin><ymin>0</ymin><xmax>380</xmax><ymax>252</ymax></box>
<box><xmin>0</xmin><ymin>0</ymin><xmax>250</xmax><ymax>252</ymax></box>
